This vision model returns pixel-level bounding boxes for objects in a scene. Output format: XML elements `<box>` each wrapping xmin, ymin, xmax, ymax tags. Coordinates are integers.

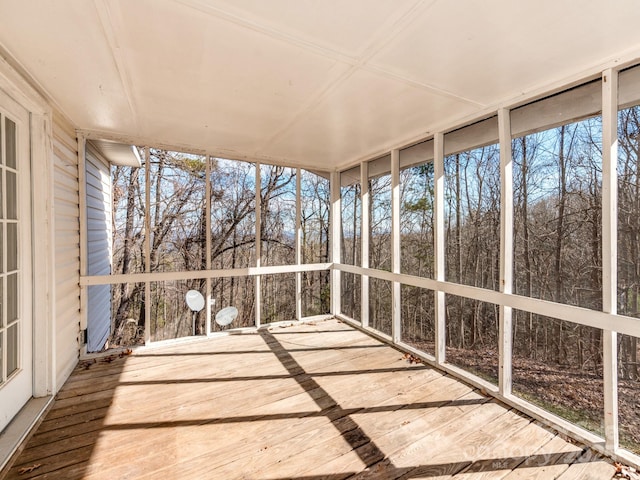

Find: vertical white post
<box><xmin>434</xmin><ymin>133</ymin><xmax>446</xmax><ymax>364</ymax></box>
<box><xmin>498</xmin><ymin>109</ymin><xmax>514</xmax><ymax>396</ymax></box>
<box><xmin>32</xmin><ymin>114</ymin><xmax>54</xmax><ymax>395</ymax></box>
<box><xmin>144</xmin><ymin>147</ymin><xmax>151</xmax><ymax>344</ymax></box>
<box><xmin>296</xmin><ymin>168</ymin><xmax>302</xmax><ymax>321</ymax></box>
<box><xmin>602</xmin><ymin>68</ymin><xmax>619</xmax><ymax>452</ymax></box>
<box><xmin>255</xmin><ymin>163</ymin><xmax>262</xmax><ymax>328</ymax></box>
<box><xmin>77</xmin><ymin>134</ymin><xmax>88</xmax><ymax>351</ymax></box>
<box><xmin>205</xmin><ymin>155</ymin><xmax>212</xmax><ymax>335</ymax></box>
<box><xmin>360</xmin><ymin>163</ymin><xmax>369</xmax><ymax>327</ymax></box>
<box><xmin>391</xmin><ymin>149</ymin><xmax>401</xmax><ymax>343</ymax></box>
<box><xmin>330</xmin><ymin>171</ymin><xmax>341</xmax><ymax>316</ymax></box>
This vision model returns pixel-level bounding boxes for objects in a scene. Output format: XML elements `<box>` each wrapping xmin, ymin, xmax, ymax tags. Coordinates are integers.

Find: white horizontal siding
<box><xmin>54</xmin><ymin>243</ymin><xmax>79</xmax><ymax>260</ymax></box>
<box><xmin>85</xmin><ymin>144</ymin><xmax>111</xmax><ymax>352</ymax></box>
<box><xmin>53</xmin><ymin>112</ymin><xmax>80</xmax><ymax>391</ymax></box>
<box><xmin>55</xmin><ymin>313</ymin><xmax>80</xmax><ymax>387</ymax></box>
<box><xmin>56</xmin><ymin>280</ymin><xmax>80</xmax><ymax>303</ymax></box>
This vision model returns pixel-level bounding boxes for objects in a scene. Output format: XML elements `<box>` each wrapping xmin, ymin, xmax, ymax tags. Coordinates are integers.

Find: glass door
<box><xmin>0</xmin><ymin>89</ymin><xmax>31</xmax><ymax>433</ymax></box>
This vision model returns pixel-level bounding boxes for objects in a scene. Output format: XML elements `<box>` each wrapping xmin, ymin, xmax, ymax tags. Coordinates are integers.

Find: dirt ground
<box><xmin>406</xmin><ymin>340</ymin><xmax>640</xmax><ymax>455</ymax></box>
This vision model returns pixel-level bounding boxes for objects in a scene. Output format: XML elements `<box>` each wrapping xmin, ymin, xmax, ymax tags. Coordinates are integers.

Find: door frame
<box><xmin>0</xmin><ymin>52</ymin><xmax>56</xmax><ymax>472</ymax></box>
<box><xmin>0</xmin><ymin>54</ymin><xmax>56</xmax><ymax>408</ymax></box>
<box><xmin>0</xmin><ymin>86</ymin><xmax>33</xmax><ymax>433</ymax></box>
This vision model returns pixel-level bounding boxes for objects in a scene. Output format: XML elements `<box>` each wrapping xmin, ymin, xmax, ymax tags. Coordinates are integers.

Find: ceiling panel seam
<box><xmin>173</xmin><ymin>0</ymin><xmax>359</xmax><ymax>66</ymax></box>
<box><xmin>355</xmin><ymin>0</ymin><xmax>435</xmax><ymax>65</ymax></box>
<box><xmin>256</xmin><ymin>0</ymin><xmax>443</xmax><ymax>155</ymax></box>
<box><xmin>105</xmin><ymin>0</ymin><xmax>482</xmax><ymax>163</ymax></box>
<box><xmin>93</xmin><ymin>0</ymin><xmax>141</xmax><ymax>134</ymax></box>
<box><xmin>173</xmin><ymin>0</ymin><xmax>455</xmax><ymax>158</ymax></box>
<box><xmin>254</xmin><ymin>65</ymin><xmax>358</xmax><ymax>155</ymax></box>
<box><xmin>8</xmin><ymin>0</ymin><xmax>634</xmax><ymax>174</ymax></box>
<box><xmin>175</xmin><ymin>0</ymin><xmax>471</xmax><ymax>109</ymax></box>
<box><xmin>362</xmin><ymin>63</ymin><xmax>485</xmax><ymax>107</ymax></box>
<box><xmin>350</xmin><ymin>0</ymin><xmax>482</xmax><ymax>106</ymax></box>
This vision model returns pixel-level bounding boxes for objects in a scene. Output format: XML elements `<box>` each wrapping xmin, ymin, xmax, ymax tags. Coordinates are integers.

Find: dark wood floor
<box><xmin>2</xmin><ymin>319</ymin><xmax>615</xmax><ymax>479</ymax></box>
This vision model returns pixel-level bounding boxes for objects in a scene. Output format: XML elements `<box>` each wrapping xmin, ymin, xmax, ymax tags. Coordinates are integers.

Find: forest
<box><xmin>110</xmin><ymin>154</ymin><xmax>330</xmax><ymax>344</ymax></box>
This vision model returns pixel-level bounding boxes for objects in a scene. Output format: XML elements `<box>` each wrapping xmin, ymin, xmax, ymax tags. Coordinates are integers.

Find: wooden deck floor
<box><xmin>3</xmin><ymin>319</ymin><xmax>616</xmax><ymax>479</ymax></box>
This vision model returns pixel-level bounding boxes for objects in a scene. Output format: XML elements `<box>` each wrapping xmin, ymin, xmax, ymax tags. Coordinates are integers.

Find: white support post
<box><xmin>32</xmin><ymin>113</ymin><xmax>54</xmax><ymax>396</ymax></box>
<box><xmin>205</xmin><ymin>155</ymin><xmax>212</xmax><ymax>335</ymax></box>
<box><xmin>144</xmin><ymin>147</ymin><xmax>151</xmax><ymax>344</ymax></box>
<box><xmin>498</xmin><ymin>108</ymin><xmax>514</xmax><ymax>397</ymax></box>
<box><xmin>255</xmin><ymin>163</ymin><xmax>262</xmax><ymax>328</ymax></box>
<box><xmin>360</xmin><ymin>163</ymin><xmax>369</xmax><ymax>328</ymax></box>
<box><xmin>144</xmin><ymin>283</ymin><xmax>151</xmax><ymax>341</ymax></box>
<box><xmin>77</xmin><ymin>134</ymin><xmax>88</xmax><ymax>346</ymax></box>
<box><xmin>434</xmin><ymin>133</ymin><xmax>446</xmax><ymax>364</ymax></box>
<box><xmin>602</xmin><ymin>68</ymin><xmax>619</xmax><ymax>452</ymax></box>
<box><xmin>330</xmin><ymin>171</ymin><xmax>341</xmax><ymax>316</ymax></box>
<box><xmin>295</xmin><ymin>168</ymin><xmax>302</xmax><ymax>321</ymax></box>
<box><xmin>391</xmin><ymin>149</ymin><xmax>401</xmax><ymax>343</ymax></box>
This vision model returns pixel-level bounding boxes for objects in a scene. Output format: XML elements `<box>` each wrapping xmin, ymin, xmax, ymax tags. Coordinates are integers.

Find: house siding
<box><xmin>52</xmin><ymin>111</ymin><xmax>80</xmax><ymax>391</ymax></box>
<box><xmin>85</xmin><ymin>143</ymin><xmax>111</xmax><ymax>352</ymax></box>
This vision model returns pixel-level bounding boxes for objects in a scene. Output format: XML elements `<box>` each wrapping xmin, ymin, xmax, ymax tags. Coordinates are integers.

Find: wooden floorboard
<box><xmin>2</xmin><ymin>319</ymin><xmax>616</xmax><ymax>480</ymax></box>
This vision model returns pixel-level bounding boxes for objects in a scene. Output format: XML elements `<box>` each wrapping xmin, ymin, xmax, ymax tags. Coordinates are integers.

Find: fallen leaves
<box><xmin>614</xmin><ymin>462</ymin><xmax>640</xmax><ymax>479</ymax></box>
<box><xmin>79</xmin><ymin>359</ymin><xmax>96</xmax><ymax>370</ymax></box>
<box><xmin>18</xmin><ymin>464</ymin><xmax>41</xmax><ymax>475</ymax></box>
<box><xmin>99</xmin><ymin>349</ymin><xmax>133</xmax><ymax>364</ymax></box>
<box><xmin>78</xmin><ymin>349</ymin><xmax>133</xmax><ymax>370</ymax></box>
<box><xmin>402</xmin><ymin>353</ymin><xmax>422</xmax><ymax>365</ymax></box>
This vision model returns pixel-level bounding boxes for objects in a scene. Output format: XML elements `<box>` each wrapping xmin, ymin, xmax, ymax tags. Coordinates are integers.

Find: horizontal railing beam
<box><xmin>335</xmin><ymin>263</ymin><xmax>640</xmax><ymax>339</ymax></box>
<box><xmin>86</xmin><ymin>263</ymin><xmax>640</xmax><ymax>338</ymax></box>
<box><xmin>81</xmin><ymin>263</ymin><xmax>332</xmax><ymax>285</ymax></box>
<box><xmin>82</xmin><ymin>260</ymin><xmax>640</xmax><ymax>338</ymax></box>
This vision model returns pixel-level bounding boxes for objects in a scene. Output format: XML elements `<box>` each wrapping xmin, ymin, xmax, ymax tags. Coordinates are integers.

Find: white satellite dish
<box><xmin>185</xmin><ymin>290</ymin><xmax>205</xmax><ymax>336</ymax></box>
<box><xmin>215</xmin><ymin>306</ymin><xmax>238</xmax><ymax>327</ymax></box>
<box><xmin>185</xmin><ymin>290</ymin><xmax>205</xmax><ymax>312</ymax></box>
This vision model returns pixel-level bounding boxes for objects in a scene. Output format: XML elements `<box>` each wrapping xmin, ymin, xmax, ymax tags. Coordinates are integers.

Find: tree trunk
<box><xmin>455</xmin><ymin>155</ymin><xmax>464</xmax><ymax>348</ymax></box>
<box><xmin>520</xmin><ymin>138</ymin><xmax>534</xmax><ymax>356</ymax></box>
<box><xmin>115</xmin><ymin>167</ymin><xmax>139</xmax><ymax>330</ymax></box>
<box><xmin>554</xmin><ymin>126</ymin><xmax>567</xmax><ymax>363</ymax></box>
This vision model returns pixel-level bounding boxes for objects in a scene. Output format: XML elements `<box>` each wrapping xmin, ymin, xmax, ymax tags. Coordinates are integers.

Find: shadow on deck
<box><xmin>2</xmin><ymin>319</ymin><xmax>615</xmax><ymax>479</ymax></box>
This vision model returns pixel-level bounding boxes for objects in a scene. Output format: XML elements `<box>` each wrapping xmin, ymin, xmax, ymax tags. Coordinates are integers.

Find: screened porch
<box><xmin>0</xmin><ymin>1</ymin><xmax>639</xmax><ymax>478</ymax></box>
<box><xmin>70</xmin><ymin>67</ymin><xmax>640</xmax><ymax>473</ymax></box>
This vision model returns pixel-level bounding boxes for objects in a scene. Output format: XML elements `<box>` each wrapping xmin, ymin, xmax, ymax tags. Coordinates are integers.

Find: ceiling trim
<box><xmin>4</xmin><ymin>1</ymin><xmax>640</xmax><ymax>175</ymax></box>
<box><xmin>333</xmin><ymin>45</ymin><xmax>640</xmax><ymax>173</ymax></box>
<box><xmin>0</xmin><ymin>42</ymin><xmax>64</xmax><ymax>119</ymax></box>
<box><xmin>77</xmin><ymin>128</ymin><xmax>332</xmax><ymax>172</ymax></box>
<box><xmin>88</xmin><ymin>138</ymin><xmax>142</xmax><ymax>167</ymax></box>
<box><xmin>80</xmin><ymin>41</ymin><xmax>640</xmax><ymax>176</ymax></box>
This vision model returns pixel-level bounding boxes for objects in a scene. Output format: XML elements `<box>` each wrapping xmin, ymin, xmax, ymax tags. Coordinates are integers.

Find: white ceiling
<box><xmin>1</xmin><ymin>0</ymin><xmax>640</xmax><ymax>171</ymax></box>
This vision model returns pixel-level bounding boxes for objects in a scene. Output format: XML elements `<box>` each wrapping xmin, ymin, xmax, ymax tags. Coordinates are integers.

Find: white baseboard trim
<box><xmin>0</xmin><ymin>396</ymin><xmax>54</xmax><ymax>475</ymax></box>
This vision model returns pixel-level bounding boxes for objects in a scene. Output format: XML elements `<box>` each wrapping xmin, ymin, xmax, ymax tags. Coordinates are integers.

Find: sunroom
<box><xmin>1</xmin><ymin>1</ymin><xmax>640</xmax><ymax>478</ymax></box>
